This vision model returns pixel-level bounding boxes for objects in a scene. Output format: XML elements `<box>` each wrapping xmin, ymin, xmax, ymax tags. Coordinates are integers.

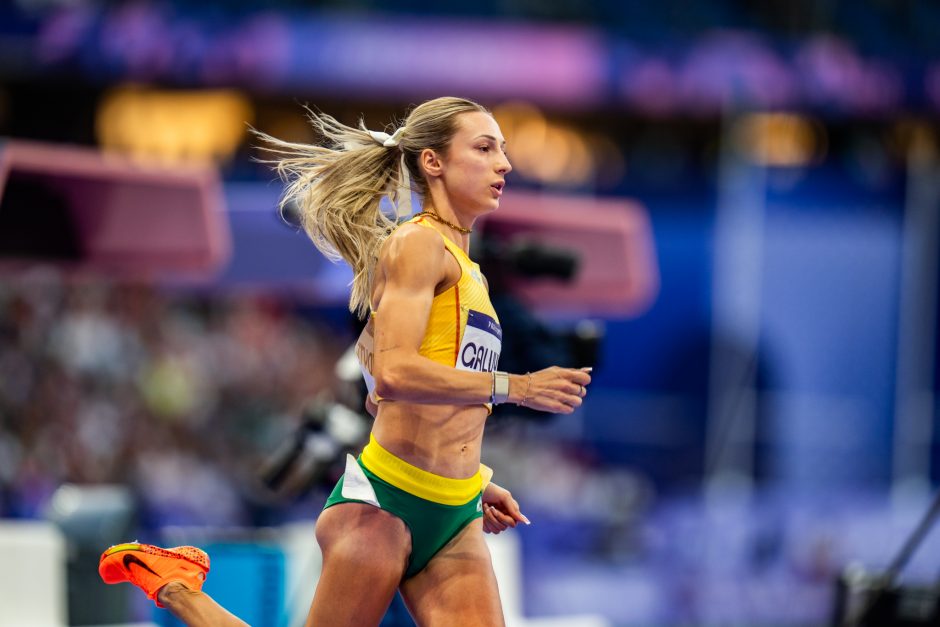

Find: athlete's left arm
<box><xmin>482</xmin><ymin>482</ymin><xmax>530</xmax><ymax>534</ymax></box>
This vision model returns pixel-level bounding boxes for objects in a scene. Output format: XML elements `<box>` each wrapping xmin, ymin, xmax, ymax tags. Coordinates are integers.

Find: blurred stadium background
<box><xmin>2</xmin><ymin>0</ymin><xmax>940</xmax><ymax>625</ymax></box>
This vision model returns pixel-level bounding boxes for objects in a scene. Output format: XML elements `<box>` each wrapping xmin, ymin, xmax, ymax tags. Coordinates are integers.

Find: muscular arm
<box><xmin>372</xmin><ymin>225</ymin><xmax>496</xmax><ymax>405</ymax></box>
<box><xmin>371</xmin><ymin>224</ymin><xmax>591</xmax><ymax>413</ymax></box>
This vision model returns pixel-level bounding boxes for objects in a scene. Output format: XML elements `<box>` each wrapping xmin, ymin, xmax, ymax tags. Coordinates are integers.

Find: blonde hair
<box><xmin>255</xmin><ymin>97</ymin><xmax>488</xmax><ymax>318</ymax></box>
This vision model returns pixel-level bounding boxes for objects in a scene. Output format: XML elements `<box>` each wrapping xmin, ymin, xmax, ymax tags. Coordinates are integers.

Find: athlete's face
<box><xmin>438</xmin><ymin>111</ymin><xmax>512</xmax><ymax>215</ymax></box>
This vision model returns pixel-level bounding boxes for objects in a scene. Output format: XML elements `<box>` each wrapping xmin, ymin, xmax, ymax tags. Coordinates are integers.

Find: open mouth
<box><xmin>491</xmin><ymin>182</ymin><xmax>504</xmax><ymax>195</ymax></box>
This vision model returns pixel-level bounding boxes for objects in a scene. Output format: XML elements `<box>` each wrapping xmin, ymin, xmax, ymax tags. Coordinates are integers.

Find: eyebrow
<box><xmin>475</xmin><ymin>134</ymin><xmax>507</xmax><ymax>148</ymax></box>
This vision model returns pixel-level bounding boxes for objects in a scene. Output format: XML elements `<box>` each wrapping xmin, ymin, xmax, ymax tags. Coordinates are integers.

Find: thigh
<box><xmin>305</xmin><ymin>502</ymin><xmax>411</xmax><ymax>627</ymax></box>
<box><xmin>399</xmin><ymin>519</ymin><xmax>504</xmax><ymax>627</ymax></box>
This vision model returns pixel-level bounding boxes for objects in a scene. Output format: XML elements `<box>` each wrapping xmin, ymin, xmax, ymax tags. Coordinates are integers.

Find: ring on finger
<box><xmin>578</xmin><ymin>385</ymin><xmax>585</xmax><ymax>397</ymax></box>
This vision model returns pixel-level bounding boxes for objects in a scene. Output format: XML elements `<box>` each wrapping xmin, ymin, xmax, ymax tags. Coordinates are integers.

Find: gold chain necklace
<box><xmin>416</xmin><ymin>211</ymin><xmax>472</xmax><ymax>234</ymax></box>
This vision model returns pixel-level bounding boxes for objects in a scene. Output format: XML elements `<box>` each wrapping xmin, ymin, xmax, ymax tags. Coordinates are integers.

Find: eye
<box><xmin>478</xmin><ymin>145</ymin><xmax>490</xmax><ymax>152</ymax></box>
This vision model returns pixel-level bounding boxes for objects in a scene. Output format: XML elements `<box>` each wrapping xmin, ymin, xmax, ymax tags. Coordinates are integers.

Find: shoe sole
<box><xmin>102</xmin><ymin>542</ymin><xmax>147</xmax><ymax>557</ymax></box>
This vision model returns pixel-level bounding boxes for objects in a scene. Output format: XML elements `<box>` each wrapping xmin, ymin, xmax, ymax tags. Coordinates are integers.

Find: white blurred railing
<box><xmin>0</xmin><ymin>521</ymin><xmax>67</xmax><ymax>627</ymax></box>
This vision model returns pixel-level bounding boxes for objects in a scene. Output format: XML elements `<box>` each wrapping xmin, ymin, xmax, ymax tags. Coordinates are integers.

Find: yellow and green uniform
<box><xmin>325</xmin><ymin>215</ymin><xmax>502</xmax><ymax>579</ymax></box>
<box><xmin>325</xmin><ymin>436</ymin><xmax>487</xmax><ymax>578</ymax></box>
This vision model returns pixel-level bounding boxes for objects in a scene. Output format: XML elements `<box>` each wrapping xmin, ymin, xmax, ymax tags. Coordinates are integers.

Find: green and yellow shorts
<box><xmin>323</xmin><ymin>434</ymin><xmax>484</xmax><ymax>579</ymax></box>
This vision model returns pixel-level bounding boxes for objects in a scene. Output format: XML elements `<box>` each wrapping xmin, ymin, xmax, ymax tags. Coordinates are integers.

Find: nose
<box><xmin>497</xmin><ymin>153</ymin><xmax>512</xmax><ymax>175</ymax></box>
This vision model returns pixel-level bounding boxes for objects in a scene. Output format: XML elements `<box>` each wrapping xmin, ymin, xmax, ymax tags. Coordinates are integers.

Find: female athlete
<box><xmin>99</xmin><ymin>96</ymin><xmax>591</xmax><ymax>626</ymax></box>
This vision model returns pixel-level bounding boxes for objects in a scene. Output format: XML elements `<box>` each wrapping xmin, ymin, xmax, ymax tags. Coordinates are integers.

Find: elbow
<box><xmin>373</xmin><ymin>350</ymin><xmax>418</xmax><ymax>400</ymax></box>
<box><xmin>373</xmin><ymin>366</ymin><xmax>403</xmax><ymax>400</ymax></box>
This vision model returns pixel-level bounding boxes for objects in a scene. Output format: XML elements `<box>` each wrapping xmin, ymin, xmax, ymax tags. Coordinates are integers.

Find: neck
<box><xmin>421</xmin><ymin>199</ymin><xmax>473</xmax><ymax>249</ymax></box>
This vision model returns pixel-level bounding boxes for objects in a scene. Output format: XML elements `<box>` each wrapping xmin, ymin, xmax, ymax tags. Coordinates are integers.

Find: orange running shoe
<box><xmin>98</xmin><ymin>542</ymin><xmax>210</xmax><ymax>607</ymax></box>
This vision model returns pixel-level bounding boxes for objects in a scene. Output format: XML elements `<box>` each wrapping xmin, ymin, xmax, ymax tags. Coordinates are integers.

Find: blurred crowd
<box><xmin>0</xmin><ymin>272</ymin><xmax>344</xmax><ymax>528</ymax></box>
<box><xmin>5</xmin><ymin>271</ymin><xmax>931</xmax><ymax>624</ymax></box>
<box><xmin>0</xmin><ymin>270</ymin><xmax>653</xmax><ymax>540</ymax></box>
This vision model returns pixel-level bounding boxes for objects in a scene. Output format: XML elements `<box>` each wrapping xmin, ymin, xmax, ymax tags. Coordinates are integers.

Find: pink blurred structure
<box><xmin>482</xmin><ymin>191</ymin><xmax>659</xmax><ymax>317</ymax></box>
<box><xmin>0</xmin><ymin>140</ymin><xmax>230</xmax><ymax>278</ymax></box>
<box><xmin>0</xmin><ymin>140</ymin><xmax>656</xmax><ymax>318</ymax></box>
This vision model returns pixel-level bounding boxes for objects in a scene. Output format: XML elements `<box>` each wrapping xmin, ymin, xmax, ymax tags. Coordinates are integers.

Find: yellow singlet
<box><xmin>355</xmin><ymin>215</ymin><xmax>503</xmax><ymax>407</ymax></box>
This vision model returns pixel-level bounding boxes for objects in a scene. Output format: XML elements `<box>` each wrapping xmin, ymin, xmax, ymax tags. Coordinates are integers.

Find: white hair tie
<box><xmin>368</xmin><ymin>127</ymin><xmax>405</xmax><ymax>148</ymax></box>
<box><xmin>364</xmin><ymin>127</ymin><xmax>413</xmax><ymax>218</ymax></box>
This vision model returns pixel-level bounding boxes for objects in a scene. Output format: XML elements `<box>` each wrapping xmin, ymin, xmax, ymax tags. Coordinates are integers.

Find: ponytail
<box><xmin>255</xmin><ymin>110</ymin><xmax>405</xmax><ymax>318</ymax></box>
<box><xmin>255</xmin><ymin>97</ymin><xmax>488</xmax><ymax>318</ymax></box>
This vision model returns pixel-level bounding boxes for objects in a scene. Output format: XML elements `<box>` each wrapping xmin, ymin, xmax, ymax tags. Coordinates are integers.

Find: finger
<box><xmin>550</xmin><ymin>387</ymin><xmax>578</xmax><ymax>405</ymax></box>
<box><xmin>485</xmin><ymin>506</ymin><xmax>508</xmax><ymax>530</ymax></box>
<box><xmin>568</xmin><ymin>383</ymin><xmax>588</xmax><ymax>397</ymax></box>
<box><xmin>549</xmin><ymin>400</ymin><xmax>574</xmax><ymax>414</ymax></box>
<box><xmin>492</xmin><ymin>508</ymin><xmax>517</xmax><ymax>527</ymax></box>
<box><xmin>535</xmin><ymin>398</ymin><xmax>575</xmax><ymax>414</ymax></box>
<box><xmin>564</xmin><ymin>385</ymin><xmax>583</xmax><ymax>400</ymax></box>
<box><xmin>548</xmin><ymin>390</ymin><xmax>581</xmax><ymax>414</ymax></box>
<box><xmin>502</xmin><ymin>498</ymin><xmax>522</xmax><ymax>519</ymax></box>
<box><xmin>563</xmin><ymin>369</ymin><xmax>592</xmax><ymax>385</ymax></box>
<box><xmin>490</xmin><ymin>504</ymin><xmax>517</xmax><ymax>527</ymax></box>
<box><xmin>483</xmin><ymin>507</ymin><xmax>499</xmax><ymax>526</ymax></box>
<box><xmin>502</xmin><ymin>499</ymin><xmax>532</xmax><ymax>526</ymax></box>
<box><xmin>562</xmin><ymin>394</ymin><xmax>583</xmax><ymax>408</ymax></box>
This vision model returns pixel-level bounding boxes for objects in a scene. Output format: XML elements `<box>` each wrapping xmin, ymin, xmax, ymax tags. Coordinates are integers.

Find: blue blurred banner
<box><xmin>3</xmin><ymin>3</ymin><xmax>939</xmax><ymax>114</ymax></box>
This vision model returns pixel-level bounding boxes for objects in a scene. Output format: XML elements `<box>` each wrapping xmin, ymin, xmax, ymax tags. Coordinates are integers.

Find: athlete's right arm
<box><xmin>371</xmin><ymin>225</ymin><xmax>589</xmax><ymax>413</ymax></box>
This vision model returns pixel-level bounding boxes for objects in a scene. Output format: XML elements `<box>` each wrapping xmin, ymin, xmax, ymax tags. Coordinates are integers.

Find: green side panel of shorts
<box><xmin>323</xmin><ymin>459</ymin><xmax>483</xmax><ymax>578</ymax></box>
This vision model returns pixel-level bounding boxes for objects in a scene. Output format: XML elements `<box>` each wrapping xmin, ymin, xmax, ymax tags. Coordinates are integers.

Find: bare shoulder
<box><xmin>387</xmin><ymin>222</ymin><xmax>444</xmax><ymax>251</ymax></box>
<box><xmin>381</xmin><ymin>223</ymin><xmax>445</xmax><ymax>265</ymax></box>
<box><xmin>378</xmin><ymin>223</ymin><xmax>448</xmax><ymax>283</ymax></box>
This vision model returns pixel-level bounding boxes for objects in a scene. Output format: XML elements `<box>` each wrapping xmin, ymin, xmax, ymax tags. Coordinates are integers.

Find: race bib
<box><xmin>456</xmin><ymin>310</ymin><xmax>502</xmax><ymax>373</ymax></box>
<box><xmin>355</xmin><ymin>323</ymin><xmax>377</xmax><ymax>399</ymax></box>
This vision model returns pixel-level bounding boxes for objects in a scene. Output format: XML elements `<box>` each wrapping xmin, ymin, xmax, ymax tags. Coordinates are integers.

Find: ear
<box><xmin>419</xmin><ymin>148</ymin><xmax>444</xmax><ymax>179</ymax></box>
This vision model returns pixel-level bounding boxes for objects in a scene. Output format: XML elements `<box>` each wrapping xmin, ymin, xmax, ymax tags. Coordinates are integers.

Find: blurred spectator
<box><xmin>0</xmin><ymin>273</ymin><xmax>345</xmax><ymax>527</ymax></box>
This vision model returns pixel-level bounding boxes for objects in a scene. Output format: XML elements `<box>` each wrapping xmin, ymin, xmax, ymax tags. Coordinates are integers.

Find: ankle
<box><xmin>157</xmin><ymin>581</ymin><xmax>191</xmax><ymax>607</ymax></box>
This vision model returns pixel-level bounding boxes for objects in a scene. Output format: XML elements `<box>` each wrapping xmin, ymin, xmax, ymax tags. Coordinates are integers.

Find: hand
<box><xmin>482</xmin><ymin>482</ymin><xmax>530</xmax><ymax>534</ymax></box>
<box><xmin>515</xmin><ymin>366</ymin><xmax>592</xmax><ymax>414</ymax></box>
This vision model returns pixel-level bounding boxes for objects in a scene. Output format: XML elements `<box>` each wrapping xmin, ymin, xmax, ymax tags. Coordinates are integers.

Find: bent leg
<box><xmin>399</xmin><ymin>519</ymin><xmax>504</xmax><ymax>627</ymax></box>
<box><xmin>158</xmin><ymin>583</ymin><xmax>248</xmax><ymax>627</ymax></box>
<box><xmin>306</xmin><ymin>502</ymin><xmax>411</xmax><ymax>627</ymax></box>
<box><xmin>99</xmin><ymin>542</ymin><xmax>245</xmax><ymax>627</ymax></box>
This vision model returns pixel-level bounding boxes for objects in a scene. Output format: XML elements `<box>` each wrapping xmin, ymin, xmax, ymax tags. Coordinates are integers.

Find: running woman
<box><xmin>99</xmin><ymin>96</ymin><xmax>591</xmax><ymax>626</ymax></box>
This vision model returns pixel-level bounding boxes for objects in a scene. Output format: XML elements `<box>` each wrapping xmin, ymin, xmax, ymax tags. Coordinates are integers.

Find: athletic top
<box><xmin>355</xmin><ymin>215</ymin><xmax>503</xmax><ymax>408</ymax></box>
